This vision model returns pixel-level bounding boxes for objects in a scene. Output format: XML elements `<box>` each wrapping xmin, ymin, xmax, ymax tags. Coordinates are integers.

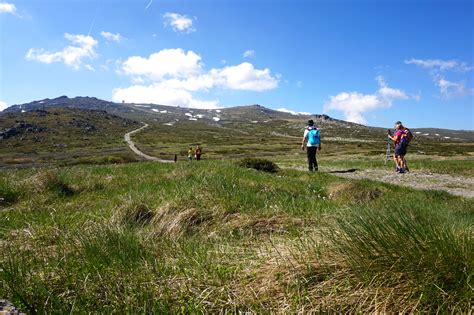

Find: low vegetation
<box><xmin>237</xmin><ymin>157</ymin><xmax>280</xmax><ymax>173</ymax></box>
<box><xmin>1</xmin><ymin>161</ymin><xmax>472</xmax><ymax>313</ymax></box>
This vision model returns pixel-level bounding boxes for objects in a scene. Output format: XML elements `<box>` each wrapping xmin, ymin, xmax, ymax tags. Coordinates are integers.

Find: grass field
<box><xmin>1</xmin><ymin>160</ymin><xmax>472</xmax><ymax>313</ymax></box>
<box><xmin>0</xmin><ymin>108</ymin><xmax>140</xmax><ymax>168</ymax></box>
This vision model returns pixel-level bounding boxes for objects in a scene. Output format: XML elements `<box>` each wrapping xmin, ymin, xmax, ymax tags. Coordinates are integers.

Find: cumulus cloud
<box><xmin>212</xmin><ymin>62</ymin><xmax>278</xmax><ymax>91</ymax></box>
<box><xmin>122</xmin><ymin>48</ymin><xmax>202</xmax><ymax>81</ymax></box>
<box><xmin>406</xmin><ymin>58</ymin><xmax>473</xmax><ymax>98</ymax></box>
<box><xmin>26</xmin><ymin>33</ymin><xmax>97</xmax><ymax>69</ymax></box>
<box><xmin>163</xmin><ymin>12</ymin><xmax>195</xmax><ymax>33</ymax></box>
<box><xmin>243</xmin><ymin>50</ymin><xmax>255</xmax><ymax>58</ymax></box>
<box><xmin>0</xmin><ymin>101</ymin><xmax>8</xmax><ymax>111</ymax></box>
<box><xmin>113</xmin><ymin>48</ymin><xmax>279</xmax><ymax>109</ymax></box>
<box><xmin>101</xmin><ymin>31</ymin><xmax>124</xmax><ymax>43</ymax></box>
<box><xmin>0</xmin><ymin>2</ymin><xmax>19</xmax><ymax>16</ymax></box>
<box><xmin>112</xmin><ymin>84</ymin><xmax>219</xmax><ymax>109</ymax></box>
<box><xmin>324</xmin><ymin>76</ymin><xmax>411</xmax><ymax>124</ymax></box>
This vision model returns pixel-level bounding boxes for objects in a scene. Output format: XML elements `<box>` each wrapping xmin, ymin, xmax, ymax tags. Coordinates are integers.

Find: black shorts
<box><xmin>395</xmin><ymin>142</ymin><xmax>407</xmax><ymax>156</ymax></box>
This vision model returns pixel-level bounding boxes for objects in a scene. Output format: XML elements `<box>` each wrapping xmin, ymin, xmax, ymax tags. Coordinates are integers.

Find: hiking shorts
<box><xmin>395</xmin><ymin>143</ymin><xmax>407</xmax><ymax>156</ymax></box>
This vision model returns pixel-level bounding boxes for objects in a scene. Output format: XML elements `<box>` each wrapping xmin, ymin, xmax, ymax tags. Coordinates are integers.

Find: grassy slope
<box><xmin>0</xmin><ymin>108</ymin><xmax>140</xmax><ymax>168</ymax></box>
<box><xmin>133</xmin><ymin>118</ymin><xmax>474</xmax><ymax>176</ymax></box>
<box><xmin>1</xmin><ymin>161</ymin><xmax>472</xmax><ymax>313</ymax></box>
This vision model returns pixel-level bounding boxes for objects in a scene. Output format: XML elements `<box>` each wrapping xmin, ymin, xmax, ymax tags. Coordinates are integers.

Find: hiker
<box><xmin>195</xmin><ymin>145</ymin><xmax>202</xmax><ymax>161</ymax></box>
<box><xmin>301</xmin><ymin>119</ymin><xmax>321</xmax><ymax>172</ymax></box>
<box><xmin>389</xmin><ymin>121</ymin><xmax>412</xmax><ymax>173</ymax></box>
<box><xmin>187</xmin><ymin>147</ymin><xmax>194</xmax><ymax>161</ymax></box>
<box><xmin>174</xmin><ymin>154</ymin><xmax>177</xmax><ymax>163</ymax></box>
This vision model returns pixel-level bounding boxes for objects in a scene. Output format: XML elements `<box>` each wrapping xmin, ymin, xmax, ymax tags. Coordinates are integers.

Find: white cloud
<box><xmin>324</xmin><ymin>76</ymin><xmax>411</xmax><ymax>125</ymax></box>
<box><xmin>115</xmin><ymin>49</ymin><xmax>279</xmax><ymax>108</ymax></box>
<box><xmin>0</xmin><ymin>101</ymin><xmax>8</xmax><ymax>111</ymax></box>
<box><xmin>163</xmin><ymin>12</ymin><xmax>195</xmax><ymax>33</ymax></box>
<box><xmin>435</xmin><ymin>76</ymin><xmax>473</xmax><ymax>98</ymax></box>
<box><xmin>376</xmin><ymin>76</ymin><xmax>408</xmax><ymax>100</ymax></box>
<box><xmin>122</xmin><ymin>48</ymin><xmax>202</xmax><ymax>81</ymax></box>
<box><xmin>0</xmin><ymin>2</ymin><xmax>19</xmax><ymax>16</ymax></box>
<box><xmin>405</xmin><ymin>58</ymin><xmax>472</xmax><ymax>72</ymax></box>
<box><xmin>26</xmin><ymin>33</ymin><xmax>97</xmax><ymax>69</ymax></box>
<box><xmin>276</xmin><ymin>108</ymin><xmax>311</xmax><ymax>115</ymax></box>
<box><xmin>211</xmin><ymin>62</ymin><xmax>278</xmax><ymax>91</ymax></box>
<box><xmin>101</xmin><ymin>31</ymin><xmax>124</xmax><ymax>43</ymax></box>
<box><xmin>112</xmin><ymin>84</ymin><xmax>219</xmax><ymax>109</ymax></box>
<box><xmin>85</xmin><ymin>64</ymin><xmax>95</xmax><ymax>71</ymax></box>
<box><xmin>145</xmin><ymin>0</ymin><xmax>153</xmax><ymax>10</ymax></box>
<box><xmin>406</xmin><ymin>58</ymin><xmax>473</xmax><ymax>97</ymax></box>
<box><xmin>243</xmin><ymin>50</ymin><xmax>255</xmax><ymax>58</ymax></box>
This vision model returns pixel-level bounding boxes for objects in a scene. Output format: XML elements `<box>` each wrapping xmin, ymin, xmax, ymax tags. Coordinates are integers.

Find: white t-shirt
<box><xmin>303</xmin><ymin>126</ymin><xmax>320</xmax><ymax>147</ymax></box>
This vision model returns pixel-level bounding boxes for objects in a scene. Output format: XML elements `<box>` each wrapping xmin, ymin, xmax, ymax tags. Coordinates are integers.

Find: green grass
<box><xmin>0</xmin><ymin>108</ymin><xmax>140</xmax><ymax>168</ymax></box>
<box><xmin>1</xmin><ymin>160</ymin><xmax>472</xmax><ymax>313</ymax></box>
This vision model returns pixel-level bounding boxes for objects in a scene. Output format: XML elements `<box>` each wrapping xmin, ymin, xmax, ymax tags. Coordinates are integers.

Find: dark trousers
<box><xmin>307</xmin><ymin>146</ymin><xmax>318</xmax><ymax>171</ymax></box>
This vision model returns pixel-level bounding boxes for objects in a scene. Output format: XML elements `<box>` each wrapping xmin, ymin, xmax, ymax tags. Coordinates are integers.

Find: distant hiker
<box><xmin>188</xmin><ymin>147</ymin><xmax>194</xmax><ymax>161</ymax></box>
<box><xmin>174</xmin><ymin>154</ymin><xmax>178</xmax><ymax>163</ymax></box>
<box><xmin>389</xmin><ymin>121</ymin><xmax>413</xmax><ymax>173</ymax></box>
<box><xmin>195</xmin><ymin>145</ymin><xmax>202</xmax><ymax>161</ymax></box>
<box><xmin>301</xmin><ymin>119</ymin><xmax>321</xmax><ymax>172</ymax></box>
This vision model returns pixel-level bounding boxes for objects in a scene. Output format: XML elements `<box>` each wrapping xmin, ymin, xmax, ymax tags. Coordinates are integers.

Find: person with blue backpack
<box><xmin>301</xmin><ymin>119</ymin><xmax>322</xmax><ymax>172</ymax></box>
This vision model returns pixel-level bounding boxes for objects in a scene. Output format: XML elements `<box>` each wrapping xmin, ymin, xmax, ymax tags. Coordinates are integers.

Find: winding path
<box><xmin>124</xmin><ymin>123</ymin><xmax>172</xmax><ymax>163</ymax></box>
<box><xmin>124</xmin><ymin>124</ymin><xmax>473</xmax><ymax>198</ymax></box>
<box><xmin>288</xmin><ymin>166</ymin><xmax>474</xmax><ymax>198</ymax></box>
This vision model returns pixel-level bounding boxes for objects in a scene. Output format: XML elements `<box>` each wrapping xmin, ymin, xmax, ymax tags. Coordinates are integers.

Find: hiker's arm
<box><xmin>301</xmin><ymin>137</ymin><xmax>306</xmax><ymax>150</ymax></box>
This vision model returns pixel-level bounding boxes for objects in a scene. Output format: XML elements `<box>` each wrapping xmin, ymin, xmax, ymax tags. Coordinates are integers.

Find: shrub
<box><xmin>0</xmin><ymin>178</ymin><xmax>21</xmax><ymax>206</ymax></box>
<box><xmin>237</xmin><ymin>158</ymin><xmax>279</xmax><ymax>173</ymax></box>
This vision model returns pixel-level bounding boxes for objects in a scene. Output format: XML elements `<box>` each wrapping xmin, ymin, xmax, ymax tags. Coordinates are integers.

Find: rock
<box><xmin>0</xmin><ymin>299</ymin><xmax>25</xmax><ymax>314</ymax></box>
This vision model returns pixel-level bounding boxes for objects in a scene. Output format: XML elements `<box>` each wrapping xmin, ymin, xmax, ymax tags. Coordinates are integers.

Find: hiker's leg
<box><xmin>307</xmin><ymin>147</ymin><xmax>316</xmax><ymax>171</ymax></box>
<box><xmin>393</xmin><ymin>154</ymin><xmax>400</xmax><ymax>170</ymax></box>
<box><xmin>314</xmin><ymin>151</ymin><xmax>318</xmax><ymax>171</ymax></box>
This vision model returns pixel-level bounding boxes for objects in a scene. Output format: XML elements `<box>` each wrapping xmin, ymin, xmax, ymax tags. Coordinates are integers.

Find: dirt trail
<box><xmin>124</xmin><ymin>123</ymin><xmax>173</xmax><ymax>163</ymax></box>
<box><xmin>318</xmin><ymin>167</ymin><xmax>473</xmax><ymax>198</ymax></box>
<box><xmin>123</xmin><ymin>125</ymin><xmax>473</xmax><ymax>198</ymax></box>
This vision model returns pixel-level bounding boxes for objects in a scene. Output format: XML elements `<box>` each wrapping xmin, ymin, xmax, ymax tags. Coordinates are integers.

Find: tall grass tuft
<box><xmin>331</xmin><ymin>206</ymin><xmax>473</xmax><ymax>310</ymax></box>
<box><xmin>237</xmin><ymin>158</ymin><xmax>279</xmax><ymax>173</ymax></box>
<box><xmin>0</xmin><ymin>178</ymin><xmax>22</xmax><ymax>206</ymax></box>
<box><xmin>29</xmin><ymin>170</ymin><xmax>76</xmax><ymax>196</ymax></box>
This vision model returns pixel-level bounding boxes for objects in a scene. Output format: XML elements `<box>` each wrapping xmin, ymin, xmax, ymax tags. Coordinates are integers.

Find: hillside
<box><xmin>0</xmin><ymin>160</ymin><xmax>472</xmax><ymax>313</ymax></box>
<box><xmin>0</xmin><ymin>108</ymin><xmax>140</xmax><ymax>168</ymax></box>
<box><xmin>2</xmin><ymin>96</ymin><xmax>473</xmax><ymax>166</ymax></box>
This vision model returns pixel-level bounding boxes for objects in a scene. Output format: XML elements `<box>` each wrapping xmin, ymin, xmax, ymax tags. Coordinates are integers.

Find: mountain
<box><xmin>1</xmin><ymin>96</ymin><xmax>472</xmax><ymax>167</ymax></box>
<box><xmin>0</xmin><ymin>107</ymin><xmax>140</xmax><ymax>168</ymax></box>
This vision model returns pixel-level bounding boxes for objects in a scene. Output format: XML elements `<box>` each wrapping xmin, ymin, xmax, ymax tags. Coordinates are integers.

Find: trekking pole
<box><xmin>384</xmin><ymin>129</ymin><xmax>391</xmax><ymax>166</ymax></box>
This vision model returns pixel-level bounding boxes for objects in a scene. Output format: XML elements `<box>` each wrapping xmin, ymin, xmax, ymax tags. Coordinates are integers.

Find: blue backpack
<box><xmin>307</xmin><ymin>128</ymin><xmax>320</xmax><ymax>145</ymax></box>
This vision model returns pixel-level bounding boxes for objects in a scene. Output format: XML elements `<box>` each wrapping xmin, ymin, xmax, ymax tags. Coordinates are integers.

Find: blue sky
<box><xmin>1</xmin><ymin>0</ymin><xmax>473</xmax><ymax>129</ymax></box>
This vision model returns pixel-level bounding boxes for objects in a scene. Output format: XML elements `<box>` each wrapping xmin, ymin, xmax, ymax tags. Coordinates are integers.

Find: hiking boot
<box><xmin>398</xmin><ymin>168</ymin><xmax>406</xmax><ymax>174</ymax></box>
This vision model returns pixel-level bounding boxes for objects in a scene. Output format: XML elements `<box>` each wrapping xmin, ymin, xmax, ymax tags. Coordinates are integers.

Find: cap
<box><xmin>308</xmin><ymin>119</ymin><xmax>314</xmax><ymax>126</ymax></box>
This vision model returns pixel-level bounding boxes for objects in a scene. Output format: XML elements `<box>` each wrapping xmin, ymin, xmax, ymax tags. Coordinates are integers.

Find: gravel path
<box><xmin>326</xmin><ymin>168</ymin><xmax>474</xmax><ymax>198</ymax></box>
<box><xmin>123</xmin><ymin>125</ymin><xmax>473</xmax><ymax>198</ymax></box>
<box><xmin>124</xmin><ymin>123</ymin><xmax>173</xmax><ymax>163</ymax></box>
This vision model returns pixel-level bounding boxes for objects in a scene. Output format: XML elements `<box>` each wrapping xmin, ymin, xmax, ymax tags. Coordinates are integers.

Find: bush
<box><xmin>237</xmin><ymin>158</ymin><xmax>279</xmax><ymax>173</ymax></box>
<box><xmin>0</xmin><ymin>178</ymin><xmax>21</xmax><ymax>206</ymax></box>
